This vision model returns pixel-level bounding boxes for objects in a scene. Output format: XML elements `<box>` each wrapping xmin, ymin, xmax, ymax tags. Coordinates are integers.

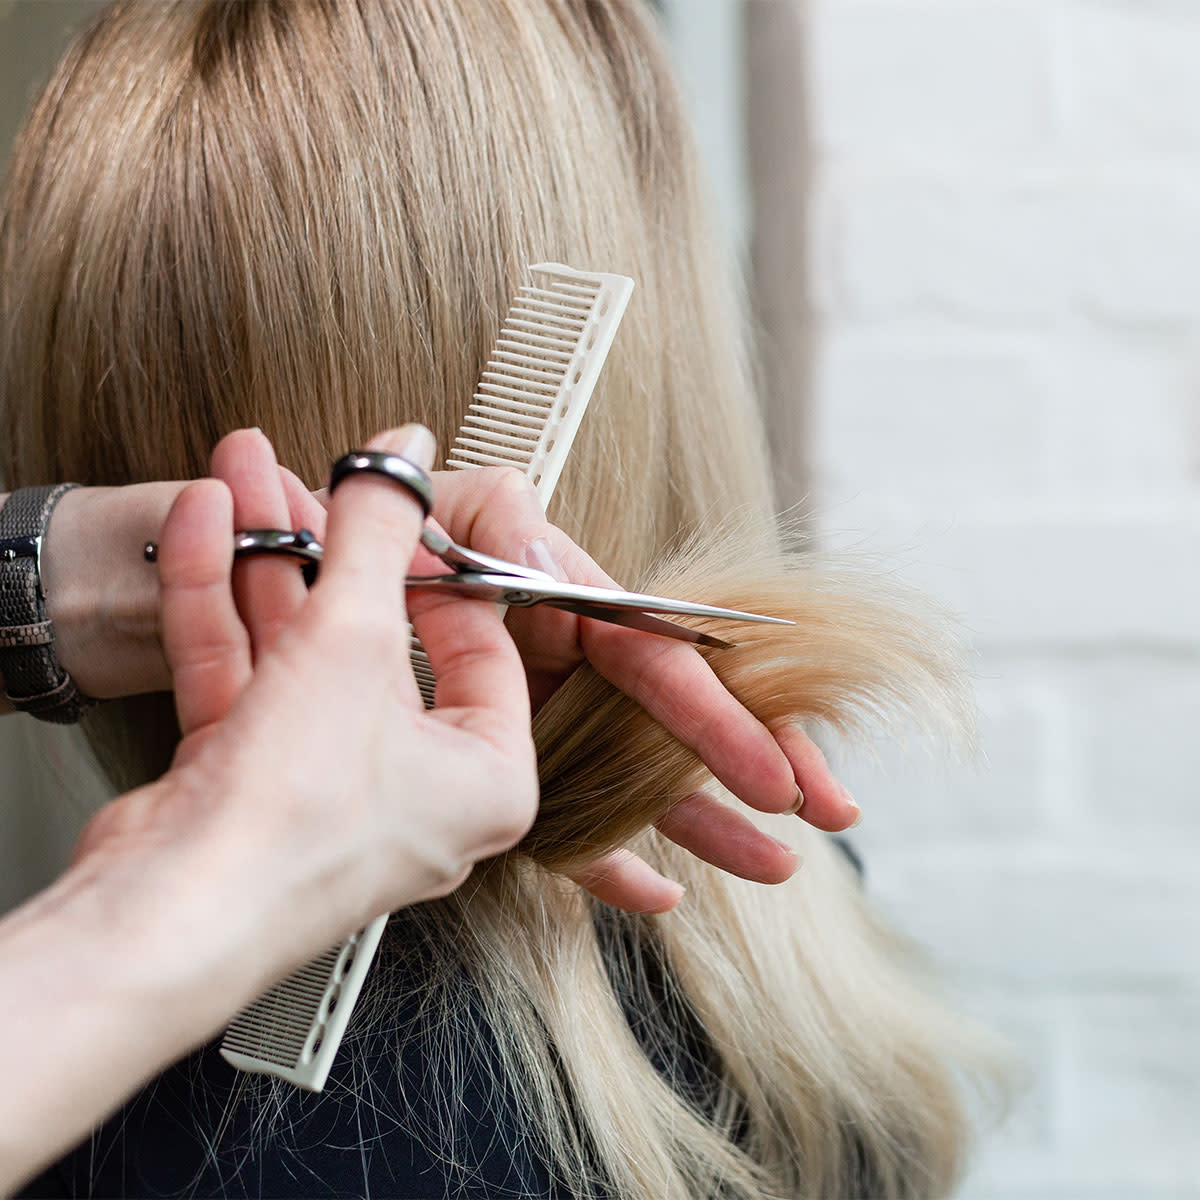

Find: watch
<box><xmin>0</xmin><ymin>484</ymin><xmax>95</xmax><ymax>723</ymax></box>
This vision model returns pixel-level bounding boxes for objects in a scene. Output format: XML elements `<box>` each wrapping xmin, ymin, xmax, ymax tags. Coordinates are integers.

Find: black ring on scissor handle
<box><xmin>233</xmin><ymin>528</ymin><xmax>323</xmax><ymax>587</ymax></box>
<box><xmin>328</xmin><ymin>450</ymin><xmax>433</xmax><ymax>519</ymax></box>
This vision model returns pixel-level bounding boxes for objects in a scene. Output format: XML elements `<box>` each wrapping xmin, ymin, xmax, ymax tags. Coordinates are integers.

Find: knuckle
<box><xmin>489</xmin><ymin>805</ymin><xmax>534</xmax><ymax>853</ymax></box>
<box><xmin>423</xmin><ymin>863</ymin><xmax>473</xmax><ymax>902</ymax></box>
<box><xmin>463</xmin><ymin>468</ymin><xmax>546</xmax><ymax>547</ymax></box>
<box><xmin>476</xmin><ymin>465</ymin><xmax>536</xmax><ymax>505</ymax></box>
<box><xmin>483</xmin><ymin>760</ymin><xmax>539</xmax><ymax>849</ymax></box>
<box><xmin>171</xmin><ymin>625</ymin><xmax>248</xmax><ymax>674</ymax></box>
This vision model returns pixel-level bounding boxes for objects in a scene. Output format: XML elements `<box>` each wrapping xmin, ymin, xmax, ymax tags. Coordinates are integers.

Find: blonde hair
<box><xmin>1</xmin><ymin>2</ymin><xmax>1005</xmax><ymax>1196</ymax></box>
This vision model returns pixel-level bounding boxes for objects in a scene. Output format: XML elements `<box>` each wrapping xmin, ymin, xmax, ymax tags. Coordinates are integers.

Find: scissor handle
<box><xmin>144</xmin><ymin>528</ymin><xmax>324</xmax><ymax>586</ymax></box>
<box><xmin>233</xmin><ymin>528</ymin><xmax>323</xmax><ymax>586</ymax></box>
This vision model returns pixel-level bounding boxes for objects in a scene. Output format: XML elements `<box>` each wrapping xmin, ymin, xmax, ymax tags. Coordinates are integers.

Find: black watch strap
<box><xmin>0</xmin><ymin>484</ymin><xmax>95</xmax><ymax>724</ymax></box>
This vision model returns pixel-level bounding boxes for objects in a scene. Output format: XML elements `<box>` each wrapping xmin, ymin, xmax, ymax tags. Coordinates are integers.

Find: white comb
<box><xmin>219</xmin><ymin>263</ymin><xmax>634</xmax><ymax>1089</ymax></box>
<box><xmin>409</xmin><ymin>262</ymin><xmax>634</xmax><ymax>703</ymax></box>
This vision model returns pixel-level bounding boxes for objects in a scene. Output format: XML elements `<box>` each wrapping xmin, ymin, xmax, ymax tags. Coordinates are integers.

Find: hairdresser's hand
<box><xmin>1</xmin><ymin>427</ymin><xmax>535</xmax><ymax>1186</ymax></box>
<box><xmin>429</xmin><ymin>468</ymin><xmax>861</xmax><ymax>913</ymax></box>
<box><xmin>213</xmin><ymin>443</ymin><xmax>855</xmax><ymax>914</ymax></box>
<box><xmin>72</xmin><ymin>426</ymin><xmax>538</xmax><ymax>975</ymax></box>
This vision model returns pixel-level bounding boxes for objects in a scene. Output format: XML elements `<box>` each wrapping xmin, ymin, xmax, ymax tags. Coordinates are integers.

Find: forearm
<box><xmin>0</xmin><ymin>795</ymin><xmax>277</xmax><ymax>1190</ymax></box>
<box><xmin>0</xmin><ymin>482</ymin><xmax>185</xmax><ymax>715</ymax></box>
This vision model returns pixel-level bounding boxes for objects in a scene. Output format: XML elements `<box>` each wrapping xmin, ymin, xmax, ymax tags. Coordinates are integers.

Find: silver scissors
<box><xmin>189</xmin><ymin>526</ymin><xmax>789</xmax><ymax>649</ymax></box>
<box><xmin>405</xmin><ymin>524</ymin><xmax>790</xmax><ymax>648</ymax></box>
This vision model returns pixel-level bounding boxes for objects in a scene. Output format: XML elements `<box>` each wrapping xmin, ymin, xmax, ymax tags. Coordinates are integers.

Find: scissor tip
<box><xmin>725</xmin><ymin>611</ymin><xmax>794</xmax><ymax>627</ymax></box>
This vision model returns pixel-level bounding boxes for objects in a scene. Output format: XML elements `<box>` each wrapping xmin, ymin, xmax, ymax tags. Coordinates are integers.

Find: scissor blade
<box><xmin>405</xmin><ymin>573</ymin><xmax>509</xmax><ymax>600</ymax></box>
<box><xmin>403</xmin><ymin>575</ymin><xmax>736</xmax><ymax>646</ymax></box>
<box><xmin>547</xmin><ymin>600</ymin><xmax>736</xmax><ymax>648</ymax></box>
<box><xmin>505</xmin><ymin>578</ymin><xmax>793</xmax><ymax>626</ymax></box>
<box><xmin>405</xmin><ymin>572</ymin><xmax>792</xmax><ymax>634</ymax></box>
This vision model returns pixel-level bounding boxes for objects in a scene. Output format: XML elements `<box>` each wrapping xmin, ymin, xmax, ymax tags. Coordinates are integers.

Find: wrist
<box><xmin>70</xmin><ymin>768</ymin><xmax>339</xmax><ymax>1022</ymax></box>
<box><xmin>39</xmin><ymin>482</ymin><xmax>187</xmax><ymax>700</ymax></box>
<box><xmin>0</xmin><ymin>792</ymin><xmax>274</xmax><ymax>1187</ymax></box>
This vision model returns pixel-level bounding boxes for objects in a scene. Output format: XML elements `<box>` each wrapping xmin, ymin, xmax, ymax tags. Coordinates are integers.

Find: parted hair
<box><xmin>0</xmin><ymin>2</ymin><xmax>1004</xmax><ymax>1196</ymax></box>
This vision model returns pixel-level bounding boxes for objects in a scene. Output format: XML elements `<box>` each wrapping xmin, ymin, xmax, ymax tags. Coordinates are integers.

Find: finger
<box><xmin>408</xmin><ymin>589</ymin><xmax>531</xmax><ymax>738</ymax></box>
<box><xmin>427</xmin><ymin>467</ymin><xmax>806</xmax><ymax>815</ymax></box>
<box><xmin>277</xmin><ymin>464</ymin><xmax>329</xmax><ymax>538</ymax></box>
<box><xmin>435</xmin><ymin>468</ymin><xmax>804</xmax><ymax>813</ymax></box>
<box><xmin>317</xmin><ymin>423</ymin><xmax>435</xmax><ymax>614</ymax></box>
<box><xmin>210</xmin><ymin>429</ymin><xmax>308</xmax><ymax>655</ymax></box>
<box><xmin>157</xmin><ymin>480</ymin><xmax>252</xmax><ymax>737</ymax></box>
<box><xmin>580</xmin><ymin>620</ymin><xmax>803</xmax><ymax>815</ymax></box>
<box><xmin>566</xmin><ymin>849</ymin><xmax>684</xmax><ymax>914</ymax></box>
<box><xmin>654</xmin><ymin>791</ymin><xmax>799</xmax><ymax>884</ymax></box>
<box><xmin>428</xmin><ymin>468</ymin><xmax>583</xmax><ymax>693</ymax></box>
<box><xmin>400</xmin><ymin>469</ymin><xmax>531</xmax><ymax>730</ymax></box>
<box><xmin>774</xmin><ymin>725</ymin><xmax>862</xmax><ymax>832</ymax></box>
<box><xmin>429</xmin><ymin>466</ymin><xmax>551</xmax><ymax>561</ymax></box>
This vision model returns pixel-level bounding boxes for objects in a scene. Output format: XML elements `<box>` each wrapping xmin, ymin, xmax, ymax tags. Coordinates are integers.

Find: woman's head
<box><xmin>1</xmin><ymin>0</ymin><xmax>771</xmax><ymax>585</ymax></box>
<box><xmin>1</xmin><ymin>6</ymin><xmax>1004</xmax><ymax>1196</ymax></box>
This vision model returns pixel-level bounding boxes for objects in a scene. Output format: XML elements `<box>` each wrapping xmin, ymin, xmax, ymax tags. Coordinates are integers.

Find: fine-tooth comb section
<box><xmin>219</xmin><ymin>263</ymin><xmax>633</xmax><ymax>1091</ymax></box>
<box><xmin>220</xmin><ymin>920</ymin><xmax>385</xmax><ymax>1090</ymax></box>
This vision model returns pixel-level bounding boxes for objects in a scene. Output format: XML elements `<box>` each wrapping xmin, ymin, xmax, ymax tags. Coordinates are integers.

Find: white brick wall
<box><xmin>810</xmin><ymin>2</ymin><xmax>1200</xmax><ymax>1195</ymax></box>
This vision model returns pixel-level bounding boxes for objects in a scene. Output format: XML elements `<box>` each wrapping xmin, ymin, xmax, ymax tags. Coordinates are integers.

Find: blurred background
<box><xmin>3</xmin><ymin>2</ymin><xmax>1199</xmax><ymax>1197</ymax></box>
<box><xmin>672</xmin><ymin>5</ymin><xmax>1200</xmax><ymax>1196</ymax></box>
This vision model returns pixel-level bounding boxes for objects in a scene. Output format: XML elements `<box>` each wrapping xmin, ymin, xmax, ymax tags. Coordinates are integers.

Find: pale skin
<box><xmin>0</xmin><ymin>425</ymin><xmax>861</xmax><ymax>1188</ymax></box>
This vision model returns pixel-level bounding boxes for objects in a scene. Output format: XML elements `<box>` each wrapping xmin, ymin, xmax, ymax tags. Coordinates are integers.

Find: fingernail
<box><xmin>837</xmin><ymin>781</ymin><xmax>863</xmax><ymax>828</ymax></box>
<box><xmin>524</xmin><ymin>537</ymin><xmax>567</xmax><ymax>581</ymax></box>
<box><xmin>771</xmin><ymin>836</ymin><xmax>799</xmax><ymax>860</ymax></box>
<box><xmin>786</xmin><ymin>787</ymin><xmax>804</xmax><ymax>815</ymax></box>
<box><xmin>379</xmin><ymin>423</ymin><xmax>436</xmax><ymax>471</ymax></box>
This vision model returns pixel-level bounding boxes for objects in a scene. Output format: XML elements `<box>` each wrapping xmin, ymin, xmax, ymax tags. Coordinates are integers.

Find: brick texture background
<box><xmin>2</xmin><ymin>2</ymin><xmax>1198</xmax><ymax>1195</ymax></box>
<box><xmin>807</xmin><ymin>1</ymin><xmax>1200</xmax><ymax>1195</ymax></box>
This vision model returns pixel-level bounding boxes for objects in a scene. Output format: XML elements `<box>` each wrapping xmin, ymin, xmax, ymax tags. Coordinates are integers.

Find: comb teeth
<box><xmin>445</xmin><ymin>264</ymin><xmax>633</xmax><ymax>499</ymax></box>
<box><xmin>220</xmin><ymin>919</ymin><xmax>386</xmax><ymax>1091</ymax></box>
<box><xmin>410</xmin><ymin>647</ymin><xmax>437</xmax><ymax>697</ymax></box>
<box><xmin>221</xmin><ymin>947</ymin><xmax>341</xmax><ymax>1064</ymax></box>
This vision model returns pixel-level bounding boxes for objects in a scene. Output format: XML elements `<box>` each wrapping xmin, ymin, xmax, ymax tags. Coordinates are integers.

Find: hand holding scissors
<box><xmin>156</xmin><ymin>430</ymin><xmax>861</xmax><ymax>912</ymax></box>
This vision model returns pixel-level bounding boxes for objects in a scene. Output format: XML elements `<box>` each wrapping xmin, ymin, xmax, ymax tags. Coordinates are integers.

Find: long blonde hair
<box><xmin>1</xmin><ymin>2</ymin><xmax>1004</xmax><ymax>1195</ymax></box>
